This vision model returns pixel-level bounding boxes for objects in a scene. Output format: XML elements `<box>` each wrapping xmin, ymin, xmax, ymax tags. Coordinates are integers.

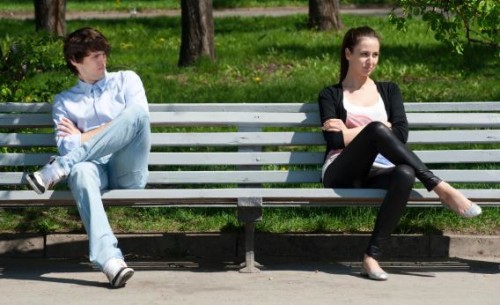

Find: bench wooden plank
<box><xmin>414</xmin><ymin>150</ymin><xmax>500</xmax><ymax>163</ymax></box>
<box><xmin>0</xmin><ymin>133</ymin><xmax>56</xmax><ymax>147</ymax></box>
<box><xmin>1</xmin><ymin>188</ymin><xmax>499</xmax><ymax>208</ymax></box>
<box><xmin>2</xmin><ymin>150</ymin><xmax>499</xmax><ymax>167</ymax></box>
<box><xmin>408</xmin><ymin>130</ymin><xmax>500</xmax><ymax>144</ymax></box>
<box><xmin>150</xmin><ymin>132</ymin><xmax>327</xmax><ymax>146</ymax></box>
<box><xmin>3</xmin><ymin>130</ymin><xmax>500</xmax><ymax>148</ymax></box>
<box><xmin>0</xmin><ymin>114</ymin><xmax>53</xmax><ymax>127</ymax></box>
<box><xmin>3</xmin><ymin>112</ymin><xmax>500</xmax><ymax>128</ymax></box>
<box><xmin>404</xmin><ymin>101</ymin><xmax>500</xmax><ymax>112</ymax></box>
<box><xmin>3</xmin><ymin>102</ymin><xmax>500</xmax><ymax>114</ymax></box>
<box><xmin>2</xmin><ymin>169</ymin><xmax>499</xmax><ymax>185</ymax></box>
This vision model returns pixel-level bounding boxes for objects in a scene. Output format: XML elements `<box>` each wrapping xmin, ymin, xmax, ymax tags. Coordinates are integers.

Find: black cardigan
<box><xmin>317</xmin><ymin>81</ymin><xmax>409</xmax><ymax>158</ymax></box>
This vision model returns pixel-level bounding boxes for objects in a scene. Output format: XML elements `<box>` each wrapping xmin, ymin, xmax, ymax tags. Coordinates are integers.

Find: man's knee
<box><xmin>112</xmin><ymin>171</ymin><xmax>148</xmax><ymax>189</ymax></box>
<box><xmin>68</xmin><ymin>163</ymin><xmax>100</xmax><ymax>187</ymax></box>
<box><xmin>121</xmin><ymin>104</ymin><xmax>149</xmax><ymax>122</ymax></box>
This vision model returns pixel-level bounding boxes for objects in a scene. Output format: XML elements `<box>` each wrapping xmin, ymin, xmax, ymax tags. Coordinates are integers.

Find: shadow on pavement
<box><xmin>1</xmin><ymin>257</ymin><xmax>498</xmax><ymax>288</ymax></box>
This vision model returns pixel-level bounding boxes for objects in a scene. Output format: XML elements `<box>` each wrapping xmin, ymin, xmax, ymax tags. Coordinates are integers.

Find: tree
<box><xmin>178</xmin><ymin>0</ymin><xmax>216</xmax><ymax>67</ymax></box>
<box><xmin>308</xmin><ymin>0</ymin><xmax>342</xmax><ymax>31</ymax></box>
<box><xmin>390</xmin><ymin>0</ymin><xmax>499</xmax><ymax>54</ymax></box>
<box><xmin>34</xmin><ymin>0</ymin><xmax>66</xmax><ymax>36</ymax></box>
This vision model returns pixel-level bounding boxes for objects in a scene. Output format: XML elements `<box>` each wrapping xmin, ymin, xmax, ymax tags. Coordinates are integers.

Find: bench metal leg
<box><xmin>237</xmin><ymin>197</ymin><xmax>263</xmax><ymax>273</ymax></box>
<box><xmin>239</xmin><ymin>221</ymin><xmax>261</xmax><ymax>273</ymax></box>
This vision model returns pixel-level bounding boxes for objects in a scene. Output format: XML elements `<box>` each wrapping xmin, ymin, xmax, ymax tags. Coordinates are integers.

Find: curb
<box><xmin>1</xmin><ymin>233</ymin><xmax>499</xmax><ymax>262</ymax></box>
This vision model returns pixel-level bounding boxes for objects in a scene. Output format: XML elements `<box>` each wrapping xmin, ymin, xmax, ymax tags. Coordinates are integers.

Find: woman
<box><xmin>318</xmin><ymin>26</ymin><xmax>481</xmax><ymax>281</ymax></box>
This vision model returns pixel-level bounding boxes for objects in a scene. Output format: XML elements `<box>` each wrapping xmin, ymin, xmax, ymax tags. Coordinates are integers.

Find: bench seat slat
<box><xmin>1</xmin><ymin>188</ymin><xmax>499</xmax><ymax>208</ymax></box>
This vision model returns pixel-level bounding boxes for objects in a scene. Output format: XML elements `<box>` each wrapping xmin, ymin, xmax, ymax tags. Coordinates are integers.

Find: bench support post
<box><xmin>237</xmin><ymin>197</ymin><xmax>263</xmax><ymax>273</ymax></box>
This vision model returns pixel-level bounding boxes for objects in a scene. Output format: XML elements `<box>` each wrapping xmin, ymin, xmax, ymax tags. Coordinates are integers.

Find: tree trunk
<box><xmin>178</xmin><ymin>0</ymin><xmax>215</xmax><ymax>67</ymax></box>
<box><xmin>34</xmin><ymin>0</ymin><xmax>66</xmax><ymax>36</ymax></box>
<box><xmin>308</xmin><ymin>0</ymin><xmax>342</xmax><ymax>31</ymax></box>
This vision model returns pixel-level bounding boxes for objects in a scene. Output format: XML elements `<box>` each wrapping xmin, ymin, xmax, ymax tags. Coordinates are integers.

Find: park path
<box><xmin>1</xmin><ymin>257</ymin><xmax>499</xmax><ymax>305</ymax></box>
<box><xmin>0</xmin><ymin>6</ymin><xmax>394</xmax><ymax>20</ymax></box>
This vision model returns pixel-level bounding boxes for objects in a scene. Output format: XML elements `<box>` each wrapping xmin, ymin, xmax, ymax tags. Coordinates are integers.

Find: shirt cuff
<box><xmin>57</xmin><ymin>133</ymin><xmax>81</xmax><ymax>156</ymax></box>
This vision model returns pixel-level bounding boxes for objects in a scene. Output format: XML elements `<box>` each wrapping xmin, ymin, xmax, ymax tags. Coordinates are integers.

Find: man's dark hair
<box><xmin>63</xmin><ymin>27</ymin><xmax>111</xmax><ymax>75</ymax></box>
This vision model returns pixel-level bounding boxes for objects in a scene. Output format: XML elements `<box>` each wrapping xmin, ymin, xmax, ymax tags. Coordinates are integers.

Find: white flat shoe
<box><xmin>360</xmin><ymin>266</ymin><xmax>388</xmax><ymax>281</ymax></box>
<box><xmin>461</xmin><ymin>203</ymin><xmax>482</xmax><ymax>218</ymax></box>
<box><xmin>442</xmin><ymin>201</ymin><xmax>482</xmax><ymax>218</ymax></box>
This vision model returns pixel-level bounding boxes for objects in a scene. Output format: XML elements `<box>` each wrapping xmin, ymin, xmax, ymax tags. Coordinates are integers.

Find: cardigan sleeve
<box><xmin>383</xmin><ymin>82</ymin><xmax>409</xmax><ymax>143</ymax></box>
<box><xmin>318</xmin><ymin>85</ymin><xmax>346</xmax><ymax>150</ymax></box>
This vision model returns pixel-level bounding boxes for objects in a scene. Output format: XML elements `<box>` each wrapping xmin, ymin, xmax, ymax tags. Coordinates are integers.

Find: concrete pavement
<box><xmin>0</xmin><ymin>257</ymin><xmax>499</xmax><ymax>305</ymax></box>
<box><xmin>1</xmin><ymin>233</ymin><xmax>500</xmax><ymax>305</ymax></box>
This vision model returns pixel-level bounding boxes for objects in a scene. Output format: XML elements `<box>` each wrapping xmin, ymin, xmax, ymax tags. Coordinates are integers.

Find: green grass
<box><xmin>2</xmin><ymin>15</ymin><xmax>497</xmax><ymax>103</ymax></box>
<box><xmin>0</xmin><ymin>12</ymin><xmax>499</xmax><ymax>235</ymax></box>
<box><xmin>1</xmin><ymin>206</ymin><xmax>499</xmax><ymax>235</ymax></box>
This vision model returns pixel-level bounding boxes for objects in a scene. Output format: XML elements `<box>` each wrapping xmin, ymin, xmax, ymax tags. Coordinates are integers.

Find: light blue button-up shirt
<box><xmin>52</xmin><ymin>70</ymin><xmax>149</xmax><ymax>156</ymax></box>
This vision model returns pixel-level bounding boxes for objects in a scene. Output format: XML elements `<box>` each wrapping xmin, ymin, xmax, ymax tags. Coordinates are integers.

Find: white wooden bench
<box><xmin>1</xmin><ymin>101</ymin><xmax>499</xmax><ymax>272</ymax></box>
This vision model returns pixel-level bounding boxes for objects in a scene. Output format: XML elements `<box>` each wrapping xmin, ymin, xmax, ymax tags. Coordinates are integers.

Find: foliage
<box><xmin>389</xmin><ymin>0</ymin><xmax>499</xmax><ymax>55</ymax></box>
<box><xmin>0</xmin><ymin>32</ymin><xmax>69</xmax><ymax>102</ymax></box>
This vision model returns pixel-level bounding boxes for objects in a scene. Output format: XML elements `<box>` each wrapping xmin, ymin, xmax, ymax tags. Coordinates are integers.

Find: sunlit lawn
<box><xmin>0</xmin><ymin>11</ymin><xmax>498</xmax><ymax>234</ymax></box>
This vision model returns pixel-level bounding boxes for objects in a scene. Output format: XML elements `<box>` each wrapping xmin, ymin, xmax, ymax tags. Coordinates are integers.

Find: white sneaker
<box><xmin>26</xmin><ymin>156</ymin><xmax>67</xmax><ymax>194</ymax></box>
<box><xmin>103</xmin><ymin>258</ymin><xmax>134</xmax><ymax>288</ymax></box>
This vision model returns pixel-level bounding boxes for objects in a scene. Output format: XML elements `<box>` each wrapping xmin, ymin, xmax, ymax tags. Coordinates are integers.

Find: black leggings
<box><xmin>322</xmin><ymin>121</ymin><xmax>442</xmax><ymax>259</ymax></box>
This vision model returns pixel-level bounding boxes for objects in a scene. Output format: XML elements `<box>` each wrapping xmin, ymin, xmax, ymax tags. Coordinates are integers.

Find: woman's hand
<box><xmin>57</xmin><ymin>117</ymin><xmax>81</xmax><ymax>137</ymax></box>
<box><xmin>322</xmin><ymin>119</ymin><xmax>347</xmax><ymax>132</ymax></box>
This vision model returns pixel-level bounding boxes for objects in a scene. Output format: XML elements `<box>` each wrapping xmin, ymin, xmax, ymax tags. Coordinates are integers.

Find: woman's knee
<box><xmin>393</xmin><ymin>164</ymin><xmax>415</xmax><ymax>187</ymax></box>
<box><xmin>365</xmin><ymin>121</ymin><xmax>391</xmax><ymax>137</ymax></box>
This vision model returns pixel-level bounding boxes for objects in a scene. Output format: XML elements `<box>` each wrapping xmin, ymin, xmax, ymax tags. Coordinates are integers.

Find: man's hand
<box><xmin>57</xmin><ymin>117</ymin><xmax>110</xmax><ymax>143</ymax></box>
<box><xmin>57</xmin><ymin>117</ymin><xmax>81</xmax><ymax>137</ymax></box>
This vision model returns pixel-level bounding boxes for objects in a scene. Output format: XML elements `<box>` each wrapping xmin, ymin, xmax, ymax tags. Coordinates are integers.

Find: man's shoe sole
<box><xmin>111</xmin><ymin>267</ymin><xmax>134</xmax><ymax>288</ymax></box>
<box><xmin>26</xmin><ymin>173</ymin><xmax>45</xmax><ymax>195</ymax></box>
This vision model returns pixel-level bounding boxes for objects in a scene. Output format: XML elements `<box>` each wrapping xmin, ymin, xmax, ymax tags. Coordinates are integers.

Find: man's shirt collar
<box><xmin>77</xmin><ymin>71</ymin><xmax>109</xmax><ymax>95</ymax></box>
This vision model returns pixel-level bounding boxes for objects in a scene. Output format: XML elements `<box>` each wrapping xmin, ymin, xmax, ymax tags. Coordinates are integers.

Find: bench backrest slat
<box><xmin>3</xmin><ymin>102</ymin><xmax>500</xmax><ymax>113</ymax></box>
<box><xmin>3</xmin><ymin>112</ymin><xmax>500</xmax><ymax>128</ymax></box>
<box><xmin>2</xmin><ymin>150</ymin><xmax>499</xmax><ymax>168</ymax></box>
<box><xmin>2</xmin><ymin>169</ymin><xmax>499</xmax><ymax>186</ymax></box>
<box><xmin>3</xmin><ymin>130</ymin><xmax>500</xmax><ymax>147</ymax></box>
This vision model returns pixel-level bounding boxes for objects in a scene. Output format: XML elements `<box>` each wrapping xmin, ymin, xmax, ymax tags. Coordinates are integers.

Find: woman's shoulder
<box><xmin>375</xmin><ymin>81</ymin><xmax>402</xmax><ymax>99</ymax></box>
<box><xmin>318</xmin><ymin>83</ymin><xmax>342</xmax><ymax>97</ymax></box>
<box><xmin>375</xmin><ymin>81</ymin><xmax>400</xmax><ymax>90</ymax></box>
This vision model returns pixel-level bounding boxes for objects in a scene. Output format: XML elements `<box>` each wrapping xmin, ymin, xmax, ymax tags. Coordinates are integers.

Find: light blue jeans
<box><xmin>57</xmin><ymin>104</ymin><xmax>151</xmax><ymax>269</ymax></box>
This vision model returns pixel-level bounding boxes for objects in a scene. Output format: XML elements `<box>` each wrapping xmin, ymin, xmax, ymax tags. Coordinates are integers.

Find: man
<box><xmin>26</xmin><ymin>27</ymin><xmax>151</xmax><ymax>288</ymax></box>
